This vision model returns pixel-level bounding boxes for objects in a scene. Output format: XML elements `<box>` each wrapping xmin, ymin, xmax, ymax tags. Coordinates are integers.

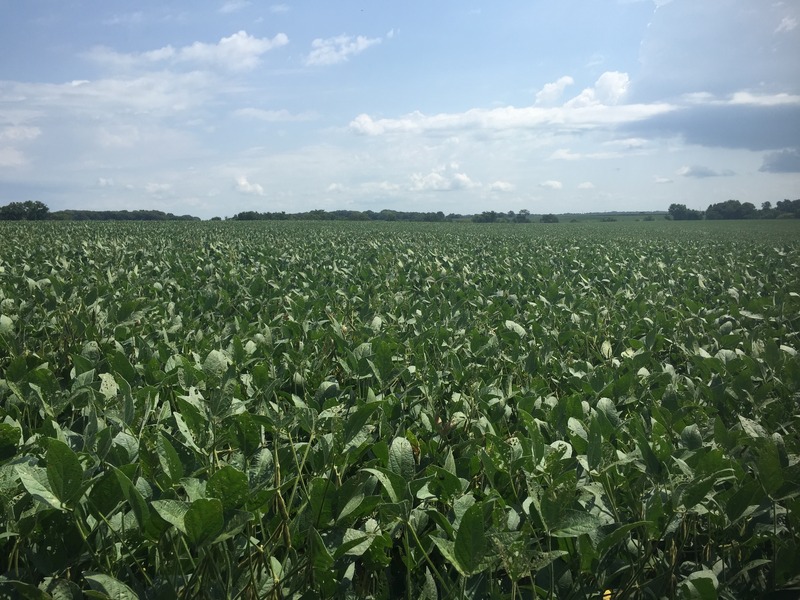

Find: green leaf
<box><xmin>362</xmin><ymin>467</ymin><xmax>406</xmax><ymax>503</ymax></box>
<box><xmin>156</xmin><ymin>433</ymin><xmax>184</xmax><ymax>485</ymax></box>
<box><xmin>0</xmin><ymin>422</ymin><xmax>20</xmax><ymax>462</ymax></box>
<box><xmin>150</xmin><ymin>499</ymin><xmax>190</xmax><ymax>534</ymax></box>
<box><xmin>551</xmin><ymin>510</ymin><xmax>602</xmax><ymax>541</ymax></box>
<box><xmin>388</xmin><ymin>436</ymin><xmax>415</xmax><ymax>480</ymax></box>
<box><xmin>46</xmin><ymin>439</ymin><xmax>84</xmax><ymax>507</ymax></box>
<box><xmin>587</xmin><ymin>417</ymin><xmax>602</xmax><ymax>471</ymax></box>
<box><xmin>17</xmin><ymin>464</ymin><xmax>64</xmax><ymax>510</ymax></box>
<box><xmin>84</xmin><ymin>574</ymin><xmax>139</xmax><ymax>600</ymax></box>
<box><xmin>454</xmin><ymin>501</ymin><xmax>486</xmax><ymax>576</ymax></box>
<box><xmin>110</xmin><ymin>351</ymin><xmax>137</xmax><ymax>383</ymax></box>
<box><xmin>344</xmin><ymin>402</ymin><xmax>381</xmax><ymax>444</ymax></box>
<box><xmin>88</xmin><ymin>470</ymin><xmax>124</xmax><ymax>518</ymax></box>
<box><xmin>207</xmin><ymin>465</ymin><xmax>249</xmax><ymax>512</ymax></box>
<box><xmin>184</xmin><ymin>498</ymin><xmax>224</xmax><ymax>546</ymax></box>
<box><xmin>679</xmin><ymin>569</ymin><xmax>718</xmax><ymax>599</ymax></box>
<box><xmin>504</xmin><ymin>320</ymin><xmax>526</xmax><ymax>338</ymax></box>
<box><xmin>757</xmin><ymin>440</ymin><xmax>784</xmax><ymax>496</ymax></box>
<box><xmin>681</xmin><ymin>424</ymin><xmax>703</xmax><ymax>450</ymax></box>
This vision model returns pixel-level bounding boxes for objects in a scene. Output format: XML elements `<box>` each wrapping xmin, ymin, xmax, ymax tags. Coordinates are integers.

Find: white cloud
<box><xmin>728</xmin><ymin>91</ymin><xmax>800</xmax><ymax>106</ymax></box>
<box><xmin>0</xmin><ymin>147</ymin><xmax>26</xmax><ymax>168</ymax></box>
<box><xmin>4</xmin><ymin>72</ymin><xmax>215</xmax><ymax>117</ymax></box>
<box><xmin>540</xmin><ymin>180</ymin><xmax>563</xmax><ymax>190</ymax></box>
<box><xmin>577</xmin><ymin>182</ymin><xmax>595</xmax><ymax>189</ymax></box>
<box><xmin>350</xmin><ymin>100</ymin><xmax>674</xmax><ymax>136</ymax></box>
<box><xmin>549</xmin><ymin>148</ymin><xmax>619</xmax><ymax>160</ymax></box>
<box><xmin>85</xmin><ymin>31</ymin><xmax>288</xmax><ymax>72</ymax></box>
<box><xmin>96</xmin><ymin>177</ymin><xmax>115</xmax><ymax>187</ymax></box>
<box><xmin>654</xmin><ymin>176</ymin><xmax>673</xmax><ymax>184</ymax></box>
<box><xmin>233</xmin><ymin>107</ymin><xmax>316</xmax><ymax>122</ymax></box>
<box><xmin>327</xmin><ymin>183</ymin><xmax>345</xmax><ymax>193</ymax></box>
<box><xmin>103</xmin><ymin>12</ymin><xmax>144</xmax><ymax>25</ymax></box>
<box><xmin>489</xmin><ymin>180</ymin><xmax>515</xmax><ymax>192</ymax></box>
<box><xmin>775</xmin><ymin>16</ymin><xmax>797</xmax><ymax>33</ymax></box>
<box><xmin>270</xmin><ymin>4</ymin><xmax>289</xmax><ymax>13</ymax></box>
<box><xmin>535</xmin><ymin>76</ymin><xmax>574</xmax><ymax>105</ymax></box>
<box><xmin>565</xmin><ymin>71</ymin><xmax>630</xmax><ymax>108</ymax></box>
<box><xmin>219</xmin><ymin>1</ymin><xmax>250</xmax><ymax>14</ymax></box>
<box><xmin>145</xmin><ymin>182</ymin><xmax>172</xmax><ymax>194</ymax></box>
<box><xmin>235</xmin><ymin>175</ymin><xmax>265</xmax><ymax>195</ymax></box>
<box><xmin>410</xmin><ymin>166</ymin><xmax>478</xmax><ymax>191</ymax></box>
<box><xmin>305</xmin><ymin>34</ymin><xmax>381</xmax><ymax>66</ymax></box>
<box><xmin>677</xmin><ymin>165</ymin><xmax>735</xmax><ymax>178</ymax></box>
<box><xmin>0</xmin><ymin>125</ymin><xmax>41</xmax><ymax>142</ymax></box>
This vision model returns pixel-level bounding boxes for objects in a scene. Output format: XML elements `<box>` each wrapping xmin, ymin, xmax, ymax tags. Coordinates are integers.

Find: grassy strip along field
<box><xmin>1</xmin><ymin>220</ymin><xmax>799</xmax><ymax>599</ymax></box>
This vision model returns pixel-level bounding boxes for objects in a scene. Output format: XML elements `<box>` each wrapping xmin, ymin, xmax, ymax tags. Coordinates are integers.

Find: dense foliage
<box><xmin>1</xmin><ymin>220</ymin><xmax>799</xmax><ymax>599</ymax></box>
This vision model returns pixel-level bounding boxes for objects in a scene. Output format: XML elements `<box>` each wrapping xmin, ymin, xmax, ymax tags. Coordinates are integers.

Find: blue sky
<box><xmin>1</xmin><ymin>1</ymin><xmax>798</xmax><ymax>218</ymax></box>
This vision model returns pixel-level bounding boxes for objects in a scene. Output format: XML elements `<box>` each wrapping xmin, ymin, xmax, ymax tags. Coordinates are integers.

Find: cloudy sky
<box><xmin>1</xmin><ymin>1</ymin><xmax>798</xmax><ymax>218</ymax></box>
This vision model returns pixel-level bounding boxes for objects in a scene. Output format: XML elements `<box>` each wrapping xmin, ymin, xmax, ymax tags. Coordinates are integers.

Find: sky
<box><xmin>0</xmin><ymin>1</ymin><xmax>798</xmax><ymax>219</ymax></box>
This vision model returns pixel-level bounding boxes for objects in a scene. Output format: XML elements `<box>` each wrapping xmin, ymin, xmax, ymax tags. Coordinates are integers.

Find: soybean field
<box><xmin>0</xmin><ymin>219</ymin><xmax>799</xmax><ymax>599</ymax></box>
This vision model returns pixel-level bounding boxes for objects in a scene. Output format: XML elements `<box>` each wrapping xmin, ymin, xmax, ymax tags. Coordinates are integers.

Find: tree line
<box><xmin>0</xmin><ymin>201</ymin><xmax>199</xmax><ymax>221</ymax></box>
<box><xmin>668</xmin><ymin>199</ymin><xmax>800</xmax><ymax>220</ymax></box>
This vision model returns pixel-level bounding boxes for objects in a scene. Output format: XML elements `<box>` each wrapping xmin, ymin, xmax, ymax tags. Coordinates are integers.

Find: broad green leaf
<box><xmin>207</xmin><ymin>465</ymin><xmax>249</xmax><ymax>512</ymax></box>
<box><xmin>388</xmin><ymin>436</ymin><xmax>415</xmax><ymax>480</ymax></box>
<box><xmin>156</xmin><ymin>433</ymin><xmax>184</xmax><ymax>485</ymax></box>
<box><xmin>362</xmin><ymin>467</ymin><xmax>406</xmax><ymax>503</ymax></box>
<box><xmin>151</xmin><ymin>499</ymin><xmax>190</xmax><ymax>534</ymax></box>
<box><xmin>46</xmin><ymin>440</ymin><xmax>83</xmax><ymax>506</ymax></box>
<box><xmin>504</xmin><ymin>320</ymin><xmax>526</xmax><ymax>338</ymax></box>
<box><xmin>84</xmin><ymin>574</ymin><xmax>138</xmax><ymax>600</ymax></box>
<box><xmin>0</xmin><ymin>422</ymin><xmax>20</xmax><ymax>462</ymax></box>
<box><xmin>757</xmin><ymin>440</ymin><xmax>784</xmax><ymax>495</ymax></box>
<box><xmin>17</xmin><ymin>464</ymin><xmax>63</xmax><ymax>510</ymax></box>
<box><xmin>184</xmin><ymin>498</ymin><xmax>224</xmax><ymax>546</ymax></box>
<box><xmin>454</xmin><ymin>501</ymin><xmax>486</xmax><ymax>576</ymax></box>
<box><xmin>110</xmin><ymin>351</ymin><xmax>136</xmax><ymax>383</ymax></box>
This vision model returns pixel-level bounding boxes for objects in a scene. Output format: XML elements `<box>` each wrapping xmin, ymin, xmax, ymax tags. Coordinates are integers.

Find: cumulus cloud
<box><xmin>233</xmin><ymin>107</ymin><xmax>316</xmax><ymax>122</ymax></box>
<box><xmin>565</xmin><ymin>71</ymin><xmax>630</xmax><ymax>108</ymax></box>
<box><xmin>96</xmin><ymin>177</ymin><xmax>115</xmax><ymax>187</ymax></box>
<box><xmin>410</xmin><ymin>165</ymin><xmax>478</xmax><ymax>192</ymax></box>
<box><xmin>759</xmin><ymin>148</ymin><xmax>800</xmax><ymax>173</ymax></box>
<box><xmin>577</xmin><ymin>182</ymin><xmax>595</xmax><ymax>189</ymax></box>
<box><xmin>235</xmin><ymin>175</ymin><xmax>265</xmax><ymax>195</ymax></box>
<box><xmin>489</xmin><ymin>180</ymin><xmax>515</xmax><ymax>192</ymax></box>
<box><xmin>654</xmin><ymin>176</ymin><xmax>673</xmax><ymax>184</ymax></box>
<box><xmin>540</xmin><ymin>180</ymin><xmax>563</xmax><ymax>190</ymax></box>
<box><xmin>85</xmin><ymin>31</ymin><xmax>288</xmax><ymax>72</ymax></box>
<box><xmin>305</xmin><ymin>34</ymin><xmax>381</xmax><ymax>66</ymax></box>
<box><xmin>535</xmin><ymin>76</ymin><xmax>574</xmax><ymax>105</ymax></box>
<box><xmin>677</xmin><ymin>165</ymin><xmax>735</xmax><ymax>178</ymax></box>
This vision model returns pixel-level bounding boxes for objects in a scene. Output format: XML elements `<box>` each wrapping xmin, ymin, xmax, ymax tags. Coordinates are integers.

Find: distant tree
<box><xmin>775</xmin><ymin>199</ymin><xmax>800</xmax><ymax>218</ymax></box>
<box><xmin>473</xmin><ymin>211</ymin><xmax>498</xmax><ymax>223</ymax></box>
<box><xmin>513</xmin><ymin>209</ymin><xmax>530</xmax><ymax>223</ymax></box>
<box><xmin>0</xmin><ymin>200</ymin><xmax>50</xmax><ymax>220</ymax></box>
<box><xmin>540</xmin><ymin>213</ymin><xmax>559</xmax><ymax>223</ymax></box>
<box><xmin>705</xmin><ymin>199</ymin><xmax>757</xmax><ymax>220</ymax></box>
<box><xmin>668</xmin><ymin>203</ymin><xmax>703</xmax><ymax>220</ymax></box>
